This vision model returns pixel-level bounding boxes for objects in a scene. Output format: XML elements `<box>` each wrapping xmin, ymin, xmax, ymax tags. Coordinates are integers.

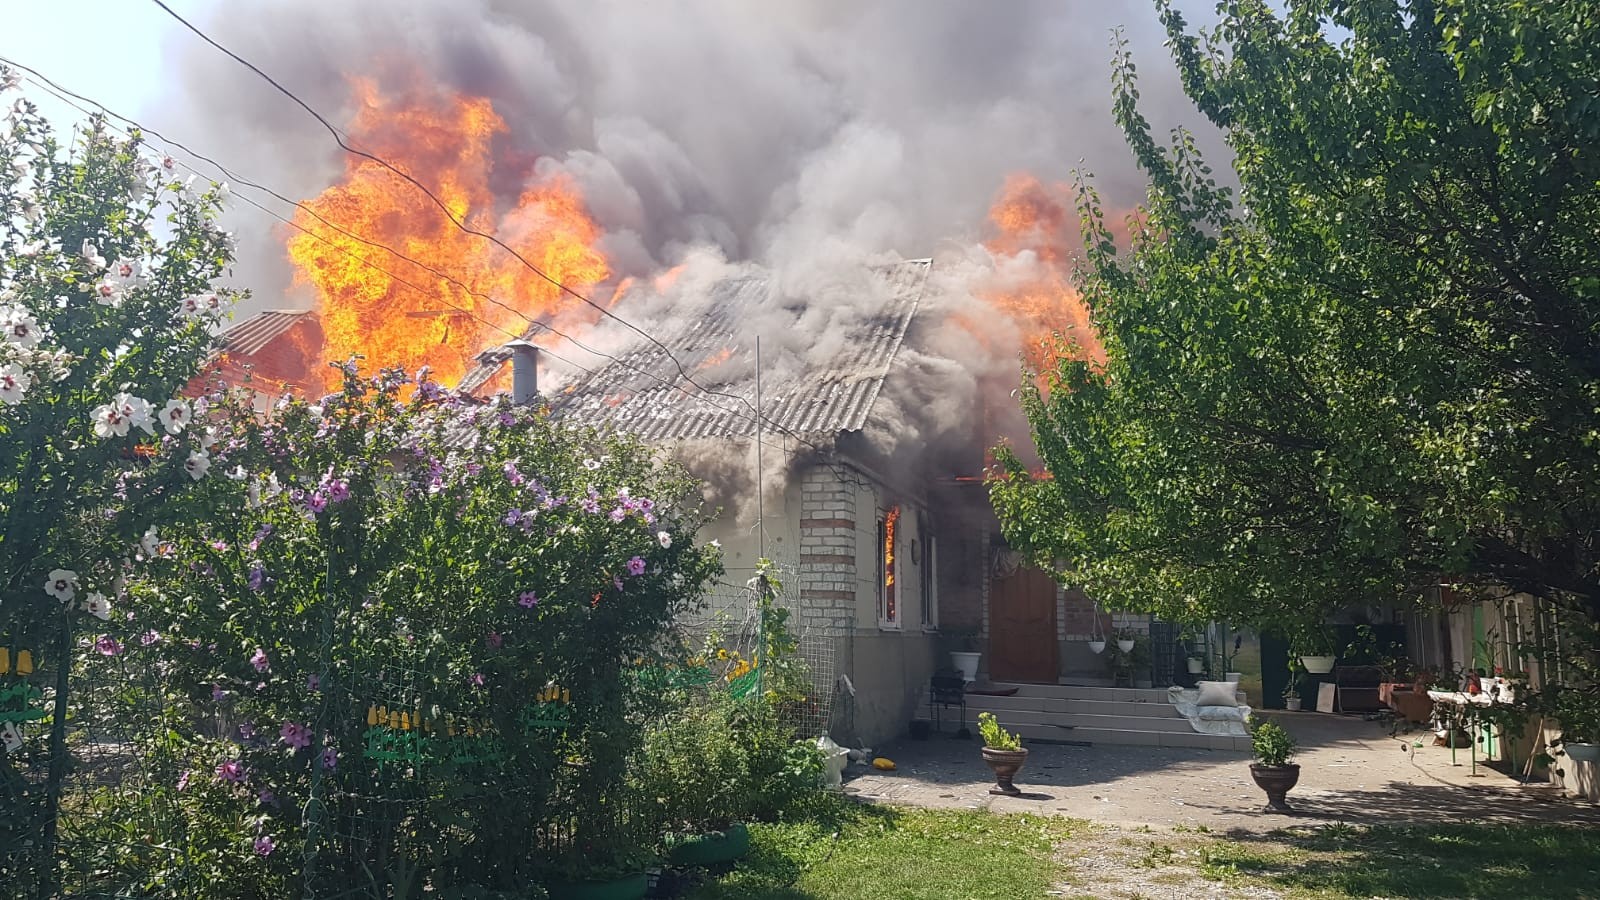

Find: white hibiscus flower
<box><xmin>0</xmin><ymin>364</ymin><xmax>30</xmax><ymax>405</ymax></box>
<box><xmin>2</xmin><ymin>306</ymin><xmax>41</xmax><ymax>349</ymax></box>
<box><xmin>139</xmin><ymin>525</ymin><xmax>160</xmax><ymax>557</ymax></box>
<box><xmin>185</xmin><ymin>449</ymin><xmax>210</xmax><ymax>481</ymax></box>
<box><xmin>92</xmin><ymin>279</ymin><xmax>125</xmax><ymax>307</ymax></box>
<box><xmin>80</xmin><ymin>240</ymin><xmax>107</xmax><ymax>272</ymax></box>
<box><xmin>83</xmin><ymin>592</ymin><xmax>112</xmax><ymax>621</ymax></box>
<box><xmin>113</xmin><ymin>393</ymin><xmax>155</xmax><ymax>435</ymax></box>
<box><xmin>657</xmin><ymin>531</ymin><xmax>673</xmax><ymax>549</ymax></box>
<box><xmin>91</xmin><ymin>402</ymin><xmax>131</xmax><ymax>438</ymax></box>
<box><xmin>44</xmin><ymin>568</ymin><xmax>78</xmax><ymax>603</ymax></box>
<box><xmin>159</xmin><ymin>398</ymin><xmax>192</xmax><ymax>434</ymax></box>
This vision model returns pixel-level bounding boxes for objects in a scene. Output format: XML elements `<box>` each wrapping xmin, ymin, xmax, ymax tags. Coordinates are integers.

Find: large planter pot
<box><xmin>1186</xmin><ymin>658</ymin><xmax>1205</xmax><ymax>674</ymax></box>
<box><xmin>548</xmin><ymin>872</ymin><xmax>649</xmax><ymax>900</ymax></box>
<box><xmin>950</xmin><ymin>651</ymin><xmax>981</xmax><ymax>683</ymax></box>
<box><xmin>1564</xmin><ymin>742</ymin><xmax>1600</xmax><ymax>764</ymax></box>
<box><xmin>1285</xmin><ymin>697</ymin><xmax>1303</xmax><ymax>711</ymax></box>
<box><xmin>1087</xmin><ymin>639</ymin><xmax>1107</xmax><ymax>655</ymax></box>
<box><xmin>1225</xmin><ymin>671</ymin><xmax>1244</xmax><ymax>684</ymax></box>
<box><xmin>1117</xmin><ymin>639</ymin><xmax>1136</xmax><ymax>653</ymax></box>
<box><xmin>981</xmin><ymin>746</ymin><xmax>1030</xmax><ymax>796</ymax></box>
<box><xmin>667</xmin><ymin>823</ymin><xmax>750</xmax><ymax>867</ymax></box>
<box><xmin>1300</xmin><ymin>655</ymin><xmax>1336</xmax><ymax>675</ymax></box>
<box><xmin>1249</xmin><ymin>763</ymin><xmax>1301</xmax><ymax>811</ymax></box>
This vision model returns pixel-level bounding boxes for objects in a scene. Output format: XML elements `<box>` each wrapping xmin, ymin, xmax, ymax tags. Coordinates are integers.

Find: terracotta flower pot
<box><xmin>982</xmin><ymin>746</ymin><xmax>1029</xmax><ymax>796</ymax></box>
<box><xmin>1249</xmin><ymin>763</ymin><xmax>1301</xmax><ymax>811</ymax></box>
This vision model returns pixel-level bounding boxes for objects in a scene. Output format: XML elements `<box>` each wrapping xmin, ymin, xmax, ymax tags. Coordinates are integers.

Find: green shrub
<box><xmin>977</xmin><ymin>712</ymin><xmax>1021</xmax><ymax>751</ymax></box>
<box><xmin>1250</xmin><ymin>718</ymin><xmax>1297</xmax><ymax>766</ymax></box>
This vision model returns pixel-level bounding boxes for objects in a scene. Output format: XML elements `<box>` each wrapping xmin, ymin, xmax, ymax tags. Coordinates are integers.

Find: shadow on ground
<box><xmin>1207</xmin><ymin>820</ymin><xmax>1600</xmax><ymax>898</ymax></box>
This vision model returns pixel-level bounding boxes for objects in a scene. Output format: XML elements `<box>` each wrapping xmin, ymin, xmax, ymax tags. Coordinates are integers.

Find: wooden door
<box><xmin>988</xmin><ymin>565</ymin><xmax>1059</xmax><ymax>683</ymax></box>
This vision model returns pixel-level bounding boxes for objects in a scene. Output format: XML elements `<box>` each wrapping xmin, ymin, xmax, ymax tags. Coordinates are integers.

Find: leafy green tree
<box><xmin>990</xmin><ymin>0</ymin><xmax>1600</xmax><ymax>630</ymax></box>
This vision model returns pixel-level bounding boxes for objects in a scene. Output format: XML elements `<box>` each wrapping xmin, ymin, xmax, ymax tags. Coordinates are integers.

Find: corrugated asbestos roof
<box><xmin>217</xmin><ymin>309</ymin><xmax>318</xmax><ymax>356</ymax></box>
<box><xmin>527</xmin><ymin>259</ymin><xmax>931</xmax><ymax>442</ymax></box>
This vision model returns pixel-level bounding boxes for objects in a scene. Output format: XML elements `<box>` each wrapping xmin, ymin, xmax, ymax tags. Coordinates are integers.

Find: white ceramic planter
<box><xmin>950</xmin><ymin>651</ymin><xmax>981</xmax><ymax>683</ymax></box>
<box><xmin>1117</xmin><ymin>639</ymin><xmax>1135</xmax><ymax>653</ymax></box>
<box><xmin>1087</xmin><ymin>640</ymin><xmax>1107</xmax><ymax>655</ymax></box>
<box><xmin>1226</xmin><ymin>671</ymin><xmax>1244</xmax><ymax>683</ymax></box>
<box><xmin>1186</xmin><ymin>658</ymin><xmax>1205</xmax><ymax>674</ymax></box>
<box><xmin>1565</xmin><ymin>742</ymin><xmax>1600</xmax><ymax>763</ymax></box>
<box><xmin>1285</xmin><ymin>697</ymin><xmax>1303</xmax><ymax>711</ymax></box>
<box><xmin>1300</xmin><ymin>655</ymin><xmax>1336</xmax><ymax>674</ymax></box>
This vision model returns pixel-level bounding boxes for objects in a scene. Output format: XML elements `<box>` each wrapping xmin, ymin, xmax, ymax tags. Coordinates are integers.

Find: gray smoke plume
<box><xmin>155</xmin><ymin>0</ymin><xmax>1223</xmax><ymax>503</ymax></box>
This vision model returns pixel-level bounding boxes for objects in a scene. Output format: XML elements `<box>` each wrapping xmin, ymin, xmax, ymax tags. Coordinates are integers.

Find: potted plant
<box><xmin>946</xmin><ymin>626</ymin><xmax>982</xmax><ymax>683</ymax></box>
<box><xmin>1115</xmin><ymin>627</ymin><xmax>1137</xmax><ymax>653</ymax></box>
<box><xmin>1247</xmin><ymin>717</ymin><xmax>1300</xmax><ymax>811</ymax></box>
<box><xmin>977</xmin><ymin>711</ymin><xmax>1028</xmax><ymax>796</ymax></box>
<box><xmin>1283</xmin><ymin>686</ymin><xmax>1302</xmax><ymax>712</ymax></box>
<box><xmin>1187</xmin><ymin>654</ymin><xmax>1206</xmax><ymax>675</ymax></box>
<box><xmin>1292</xmin><ymin>625</ymin><xmax>1337</xmax><ymax>674</ymax></box>
<box><xmin>1105</xmin><ymin>634</ymin><xmax>1152</xmax><ymax>687</ymax></box>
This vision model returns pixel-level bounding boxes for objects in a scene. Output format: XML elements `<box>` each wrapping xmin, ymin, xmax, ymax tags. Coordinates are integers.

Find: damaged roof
<box><xmin>216</xmin><ymin>309</ymin><xmax>318</xmax><ymax>356</ymax></box>
<box><xmin>518</xmin><ymin>258</ymin><xmax>931</xmax><ymax>442</ymax></box>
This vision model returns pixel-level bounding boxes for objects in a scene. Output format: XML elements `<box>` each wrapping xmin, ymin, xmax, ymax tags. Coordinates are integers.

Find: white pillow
<box><xmin>1196</xmin><ymin>680</ymin><xmax>1240</xmax><ymax>707</ymax></box>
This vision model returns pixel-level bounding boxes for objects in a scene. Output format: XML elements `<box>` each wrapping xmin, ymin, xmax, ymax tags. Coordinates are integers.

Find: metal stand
<box><xmin>929</xmin><ymin>673</ymin><xmax>968</xmax><ymax>738</ymax></box>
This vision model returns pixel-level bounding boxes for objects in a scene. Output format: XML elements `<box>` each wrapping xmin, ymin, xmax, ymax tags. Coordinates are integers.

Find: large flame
<box><xmin>287</xmin><ymin>80</ymin><xmax>607</xmax><ymax>390</ymax></box>
<box><xmin>982</xmin><ymin>173</ymin><xmax>1105</xmax><ymax>374</ymax></box>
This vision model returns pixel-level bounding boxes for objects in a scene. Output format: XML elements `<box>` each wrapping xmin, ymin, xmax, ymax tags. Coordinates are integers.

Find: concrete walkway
<box><xmin>842</xmin><ymin>711</ymin><xmax>1600</xmax><ymax>833</ymax></box>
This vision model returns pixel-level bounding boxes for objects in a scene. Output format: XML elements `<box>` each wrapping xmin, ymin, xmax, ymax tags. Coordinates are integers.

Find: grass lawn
<box><xmin>686</xmin><ymin>796</ymin><xmax>1600</xmax><ymax>899</ymax></box>
<box><xmin>685</xmin><ymin>797</ymin><xmax>1076</xmax><ymax>899</ymax></box>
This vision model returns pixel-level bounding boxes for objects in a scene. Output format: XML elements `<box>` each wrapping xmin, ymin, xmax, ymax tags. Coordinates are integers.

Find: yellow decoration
<box><xmin>0</xmin><ymin>648</ymin><xmax>9</xmax><ymax>674</ymax></box>
<box><xmin>16</xmin><ymin>650</ymin><xmax>32</xmax><ymax>675</ymax></box>
<box><xmin>400</xmin><ymin>712</ymin><xmax>411</xmax><ymax>731</ymax></box>
<box><xmin>366</xmin><ymin>706</ymin><xmax>378</xmax><ymax>726</ymax></box>
<box><xmin>562</xmin><ymin>689</ymin><xmax>570</xmax><ymax>704</ymax></box>
<box><xmin>388</xmin><ymin>711</ymin><xmax>400</xmax><ymax>729</ymax></box>
<box><xmin>872</xmin><ymin>758</ymin><xmax>897</xmax><ymax>771</ymax></box>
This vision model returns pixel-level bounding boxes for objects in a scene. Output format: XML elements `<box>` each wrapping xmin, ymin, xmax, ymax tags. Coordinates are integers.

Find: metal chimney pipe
<box><xmin>506</xmin><ymin>340</ymin><xmax>539</xmax><ymax>405</ymax></box>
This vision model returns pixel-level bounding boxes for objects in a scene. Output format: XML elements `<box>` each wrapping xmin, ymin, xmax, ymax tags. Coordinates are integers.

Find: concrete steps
<box><xmin>920</xmin><ymin>681</ymin><xmax>1252</xmax><ymax>752</ymax></box>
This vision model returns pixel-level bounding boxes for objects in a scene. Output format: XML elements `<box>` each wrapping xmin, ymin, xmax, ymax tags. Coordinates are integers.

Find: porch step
<box><xmin>1012</xmin><ymin>723</ymin><xmax>1251</xmax><ymax>752</ymax></box>
<box><xmin>918</xmin><ymin>681</ymin><xmax>1252</xmax><ymax>751</ymax></box>
<box><xmin>988</xmin><ymin>682</ymin><xmax>1174</xmax><ymax>703</ymax></box>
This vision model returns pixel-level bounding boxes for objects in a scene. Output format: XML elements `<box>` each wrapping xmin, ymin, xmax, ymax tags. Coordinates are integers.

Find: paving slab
<box><xmin>841</xmin><ymin>711</ymin><xmax>1600</xmax><ymax>833</ymax></box>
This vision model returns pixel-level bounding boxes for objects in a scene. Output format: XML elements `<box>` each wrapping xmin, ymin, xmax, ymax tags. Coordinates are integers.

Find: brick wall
<box><xmin>797</xmin><ymin>465</ymin><xmax>858</xmax><ymax>636</ymax></box>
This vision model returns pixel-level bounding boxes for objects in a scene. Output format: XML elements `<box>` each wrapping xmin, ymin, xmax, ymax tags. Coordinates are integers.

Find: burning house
<box><xmin>168</xmin><ymin>0</ymin><xmax>1203</xmax><ymax>745</ymax></box>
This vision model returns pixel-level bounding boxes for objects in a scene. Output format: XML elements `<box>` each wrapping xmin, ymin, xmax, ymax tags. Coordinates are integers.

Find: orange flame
<box><xmin>883</xmin><ymin>506</ymin><xmax>900</xmax><ymax>623</ymax></box>
<box><xmin>982</xmin><ymin>173</ymin><xmax>1105</xmax><ymax>375</ymax></box>
<box><xmin>287</xmin><ymin>79</ymin><xmax>608</xmax><ymax>390</ymax></box>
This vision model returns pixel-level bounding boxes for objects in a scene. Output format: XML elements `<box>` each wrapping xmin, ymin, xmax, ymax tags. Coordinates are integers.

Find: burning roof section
<box><xmin>529</xmin><ymin>258</ymin><xmax>930</xmax><ymax>443</ymax></box>
<box><xmin>202</xmin><ymin>309</ymin><xmax>325</xmax><ymax>395</ymax></box>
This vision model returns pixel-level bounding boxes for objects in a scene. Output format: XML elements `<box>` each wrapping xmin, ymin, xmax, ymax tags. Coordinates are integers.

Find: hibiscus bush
<box><xmin>0</xmin><ymin>68</ymin><xmax>238</xmax><ymax>890</ymax></box>
<box><xmin>75</xmin><ymin>368</ymin><xmax>721</xmax><ymax>896</ymax></box>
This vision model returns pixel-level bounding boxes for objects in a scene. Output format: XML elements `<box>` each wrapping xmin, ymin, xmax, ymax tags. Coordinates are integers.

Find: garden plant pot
<box><xmin>1186</xmin><ymin>658</ymin><xmax>1205</xmax><ymax>674</ymax></box>
<box><xmin>1299</xmin><ymin>655</ymin><xmax>1336</xmax><ymax>674</ymax></box>
<box><xmin>666</xmin><ymin>823</ymin><xmax>750</xmax><ymax>867</ymax></box>
<box><xmin>950</xmin><ymin>651</ymin><xmax>981</xmax><ymax>683</ymax></box>
<box><xmin>982</xmin><ymin>746</ymin><xmax>1029</xmax><ymax>796</ymax></box>
<box><xmin>1564</xmin><ymin>743</ymin><xmax>1600</xmax><ymax>764</ymax></box>
<box><xmin>1249</xmin><ymin>763</ymin><xmax>1301</xmax><ymax>811</ymax></box>
<box><xmin>1226</xmin><ymin>672</ymin><xmax>1244</xmax><ymax>684</ymax></box>
<box><xmin>1285</xmin><ymin>697</ymin><xmax>1303</xmax><ymax>711</ymax></box>
<box><xmin>548</xmin><ymin>872</ymin><xmax>649</xmax><ymax>900</ymax></box>
<box><xmin>1117</xmin><ymin>639</ymin><xmax>1135</xmax><ymax>653</ymax></box>
<box><xmin>1087</xmin><ymin>639</ymin><xmax>1107</xmax><ymax>654</ymax></box>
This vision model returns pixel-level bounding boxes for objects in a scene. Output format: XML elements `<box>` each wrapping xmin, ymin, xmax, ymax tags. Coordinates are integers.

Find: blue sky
<box><xmin>1</xmin><ymin>0</ymin><xmax>212</xmax><ymax>128</ymax></box>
